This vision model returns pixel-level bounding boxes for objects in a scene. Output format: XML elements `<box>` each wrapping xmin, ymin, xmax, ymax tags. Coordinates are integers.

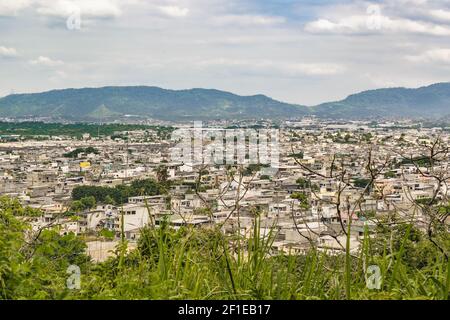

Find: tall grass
<box><xmin>73</xmin><ymin>218</ymin><xmax>449</xmax><ymax>300</ymax></box>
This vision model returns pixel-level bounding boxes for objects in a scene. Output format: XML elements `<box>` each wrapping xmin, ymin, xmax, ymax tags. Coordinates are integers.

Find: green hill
<box><xmin>312</xmin><ymin>83</ymin><xmax>450</xmax><ymax>119</ymax></box>
<box><xmin>0</xmin><ymin>86</ymin><xmax>308</xmax><ymax>121</ymax></box>
<box><xmin>0</xmin><ymin>83</ymin><xmax>449</xmax><ymax>121</ymax></box>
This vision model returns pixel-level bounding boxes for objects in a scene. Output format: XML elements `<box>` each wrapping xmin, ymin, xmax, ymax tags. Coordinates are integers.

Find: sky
<box><xmin>0</xmin><ymin>0</ymin><xmax>450</xmax><ymax>105</ymax></box>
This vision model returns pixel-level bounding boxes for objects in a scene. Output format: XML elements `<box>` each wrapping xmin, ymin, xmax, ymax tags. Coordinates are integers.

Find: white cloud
<box><xmin>304</xmin><ymin>0</ymin><xmax>450</xmax><ymax>36</ymax></box>
<box><xmin>429</xmin><ymin>9</ymin><xmax>450</xmax><ymax>22</ymax></box>
<box><xmin>49</xmin><ymin>70</ymin><xmax>68</xmax><ymax>82</ymax></box>
<box><xmin>0</xmin><ymin>46</ymin><xmax>18</xmax><ymax>58</ymax></box>
<box><xmin>0</xmin><ymin>0</ymin><xmax>31</xmax><ymax>16</ymax></box>
<box><xmin>36</xmin><ymin>0</ymin><xmax>122</xmax><ymax>19</ymax></box>
<box><xmin>289</xmin><ymin>63</ymin><xmax>344</xmax><ymax>76</ymax></box>
<box><xmin>156</xmin><ymin>5</ymin><xmax>189</xmax><ymax>18</ymax></box>
<box><xmin>394</xmin><ymin>0</ymin><xmax>428</xmax><ymax>5</ymax></box>
<box><xmin>0</xmin><ymin>0</ymin><xmax>123</xmax><ymax>18</ymax></box>
<box><xmin>198</xmin><ymin>59</ymin><xmax>344</xmax><ymax>76</ymax></box>
<box><xmin>30</xmin><ymin>56</ymin><xmax>64</xmax><ymax>67</ymax></box>
<box><xmin>407</xmin><ymin>49</ymin><xmax>450</xmax><ymax>64</ymax></box>
<box><xmin>212</xmin><ymin>14</ymin><xmax>286</xmax><ymax>27</ymax></box>
<box><xmin>1</xmin><ymin>0</ymin><xmax>450</xmax><ymax>104</ymax></box>
<box><xmin>305</xmin><ymin>15</ymin><xmax>450</xmax><ymax>36</ymax></box>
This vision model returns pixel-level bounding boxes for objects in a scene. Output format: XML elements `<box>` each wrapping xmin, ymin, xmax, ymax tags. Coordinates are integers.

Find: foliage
<box><xmin>0</xmin><ymin>203</ymin><xmax>90</xmax><ymax>299</ymax></box>
<box><xmin>311</xmin><ymin>83</ymin><xmax>450</xmax><ymax>119</ymax></box>
<box><xmin>0</xmin><ymin>196</ymin><xmax>42</xmax><ymax>217</ymax></box>
<box><xmin>70</xmin><ymin>196</ymin><xmax>97</xmax><ymax>212</ymax></box>
<box><xmin>291</xmin><ymin>192</ymin><xmax>310</xmax><ymax>210</ymax></box>
<box><xmin>0</xmin><ymin>198</ymin><xmax>448</xmax><ymax>300</ymax></box>
<box><xmin>0</xmin><ymin>122</ymin><xmax>174</xmax><ymax>139</ymax></box>
<box><xmin>99</xmin><ymin>229</ymin><xmax>115</xmax><ymax>240</ymax></box>
<box><xmin>384</xmin><ymin>171</ymin><xmax>397</xmax><ymax>179</ymax></box>
<box><xmin>362</xmin><ymin>133</ymin><xmax>373</xmax><ymax>142</ymax></box>
<box><xmin>399</xmin><ymin>157</ymin><xmax>432</xmax><ymax>167</ymax></box>
<box><xmin>296</xmin><ymin>178</ymin><xmax>311</xmax><ymax>189</ymax></box>
<box><xmin>353</xmin><ymin>178</ymin><xmax>372</xmax><ymax>189</ymax></box>
<box><xmin>155</xmin><ymin>165</ymin><xmax>169</xmax><ymax>183</ymax></box>
<box><xmin>64</xmin><ymin>147</ymin><xmax>99</xmax><ymax>158</ymax></box>
<box><xmin>0</xmin><ymin>87</ymin><xmax>309</xmax><ymax>121</ymax></box>
<box><xmin>288</xmin><ymin>152</ymin><xmax>304</xmax><ymax>159</ymax></box>
<box><xmin>244</xmin><ymin>164</ymin><xmax>270</xmax><ymax>176</ymax></box>
<box><xmin>72</xmin><ymin>179</ymin><xmax>165</xmax><ymax>205</ymax></box>
<box><xmin>1</xmin><ymin>83</ymin><xmax>450</xmax><ymax>121</ymax></box>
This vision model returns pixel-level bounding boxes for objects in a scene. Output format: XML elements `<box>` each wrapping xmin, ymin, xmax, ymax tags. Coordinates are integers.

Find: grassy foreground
<box><xmin>1</xmin><ymin>199</ymin><xmax>449</xmax><ymax>300</ymax></box>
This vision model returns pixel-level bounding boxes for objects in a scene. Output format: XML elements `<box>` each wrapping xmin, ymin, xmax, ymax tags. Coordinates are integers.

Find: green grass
<box><xmin>67</xmin><ymin>220</ymin><xmax>448</xmax><ymax>300</ymax></box>
<box><xmin>1</xmin><ymin>197</ymin><xmax>448</xmax><ymax>300</ymax></box>
<box><xmin>0</xmin><ymin>122</ymin><xmax>174</xmax><ymax>139</ymax></box>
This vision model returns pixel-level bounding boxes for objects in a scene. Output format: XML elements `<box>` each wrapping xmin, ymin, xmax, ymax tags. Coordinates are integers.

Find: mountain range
<box><xmin>0</xmin><ymin>83</ymin><xmax>449</xmax><ymax>121</ymax></box>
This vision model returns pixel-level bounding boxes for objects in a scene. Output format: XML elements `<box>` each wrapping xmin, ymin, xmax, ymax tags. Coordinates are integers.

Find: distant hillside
<box><xmin>0</xmin><ymin>83</ymin><xmax>449</xmax><ymax>121</ymax></box>
<box><xmin>312</xmin><ymin>83</ymin><xmax>450</xmax><ymax>119</ymax></box>
<box><xmin>0</xmin><ymin>86</ymin><xmax>308</xmax><ymax>121</ymax></box>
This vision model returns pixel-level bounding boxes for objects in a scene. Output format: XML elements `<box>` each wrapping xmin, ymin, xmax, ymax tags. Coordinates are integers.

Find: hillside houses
<box><xmin>1</xmin><ymin>120</ymin><xmax>448</xmax><ymax>258</ymax></box>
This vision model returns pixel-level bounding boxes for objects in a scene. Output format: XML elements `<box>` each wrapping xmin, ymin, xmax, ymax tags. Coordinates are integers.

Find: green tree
<box><xmin>291</xmin><ymin>192</ymin><xmax>310</xmax><ymax>210</ymax></box>
<box><xmin>384</xmin><ymin>171</ymin><xmax>397</xmax><ymax>178</ymax></box>
<box><xmin>353</xmin><ymin>178</ymin><xmax>372</xmax><ymax>189</ymax></box>
<box><xmin>156</xmin><ymin>165</ymin><xmax>169</xmax><ymax>184</ymax></box>
<box><xmin>80</xmin><ymin>196</ymin><xmax>96</xmax><ymax>210</ymax></box>
<box><xmin>296</xmin><ymin>178</ymin><xmax>311</xmax><ymax>189</ymax></box>
<box><xmin>0</xmin><ymin>204</ymin><xmax>28</xmax><ymax>299</ymax></box>
<box><xmin>104</xmin><ymin>195</ymin><xmax>115</xmax><ymax>205</ymax></box>
<box><xmin>0</xmin><ymin>198</ymin><xmax>90</xmax><ymax>299</ymax></box>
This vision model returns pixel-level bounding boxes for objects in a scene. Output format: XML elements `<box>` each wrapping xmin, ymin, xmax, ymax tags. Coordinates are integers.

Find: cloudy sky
<box><xmin>0</xmin><ymin>0</ymin><xmax>449</xmax><ymax>105</ymax></box>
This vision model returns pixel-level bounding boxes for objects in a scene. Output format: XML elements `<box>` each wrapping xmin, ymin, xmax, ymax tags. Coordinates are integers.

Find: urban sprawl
<box><xmin>1</xmin><ymin>118</ymin><xmax>449</xmax><ymax>262</ymax></box>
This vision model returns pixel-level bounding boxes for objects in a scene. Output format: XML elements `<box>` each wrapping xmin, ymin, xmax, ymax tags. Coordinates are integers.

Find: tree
<box><xmin>384</xmin><ymin>171</ymin><xmax>396</xmax><ymax>178</ymax></box>
<box><xmin>104</xmin><ymin>195</ymin><xmax>115</xmax><ymax>205</ymax></box>
<box><xmin>72</xmin><ymin>179</ymin><xmax>164</xmax><ymax>205</ymax></box>
<box><xmin>353</xmin><ymin>178</ymin><xmax>372</xmax><ymax>189</ymax></box>
<box><xmin>372</xmin><ymin>222</ymin><xmax>441</xmax><ymax>269</ymax></box>
<box><xmin>71</xmin><ymin>196</ymin><xmax>96</xmax><ymax>212</ymax></box>
<box><xmin>131</xmin><ymin>179</ymin><xmax>163</xmax><ymax>196</ymax></box>
<box><xmin>80</xmin><ymin>196</ymin><xmax>96</xmax><ymax>210</ymax></box>
<box><xmin>0</xmin><ymin>196</ymin><xmax>42</xmax><ymax>217</ymax></box>
<box><xmin>0</xmin><ymin>204</ymin><xmax>28</xmax><ymax>299</ymax></box>
<box><xmin>291</xmin><ymin>192</ymin><xmax>310</xmax><ymax>210</ymax></box>
<box><xmin>0</xmin><ymin>198</ymin><xmax>90</xmax><ymax>299</ymax></box>
<box><xmin>296</xmin><ymin>178</ymin><xmax>311</xmax><ymax>189</ymax></box>
<box><xmin>70</xmin><ymin>200</ymin><xmax>84</xmax><ymax>213</ymax></box>
<box><xmin>156</xmin><ymin>165</ymin><xmax>169</xmax><ymax>184</ymax></box>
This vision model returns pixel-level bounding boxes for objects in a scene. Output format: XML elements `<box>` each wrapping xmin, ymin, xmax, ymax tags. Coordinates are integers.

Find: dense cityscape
<box><xmin>1</xmin><ymin>118</ymin><xmax>448</xmax><ymax>300</ymax></box>
<box><xmin>1</xmin><ymin>0</ymin><xmax>449</xmax><ymax>306</ymax></box>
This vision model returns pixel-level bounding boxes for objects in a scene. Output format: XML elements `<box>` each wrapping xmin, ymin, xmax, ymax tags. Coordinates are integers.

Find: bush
<box><xmin>72</xmin><ymin>179</ymin><xmax>165</xmax><ymax>205</ymax></box>
<box><xmin>0</xmin><ymin>197</ymin><xmax>448</xmax><ymax>300</ymax></box>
